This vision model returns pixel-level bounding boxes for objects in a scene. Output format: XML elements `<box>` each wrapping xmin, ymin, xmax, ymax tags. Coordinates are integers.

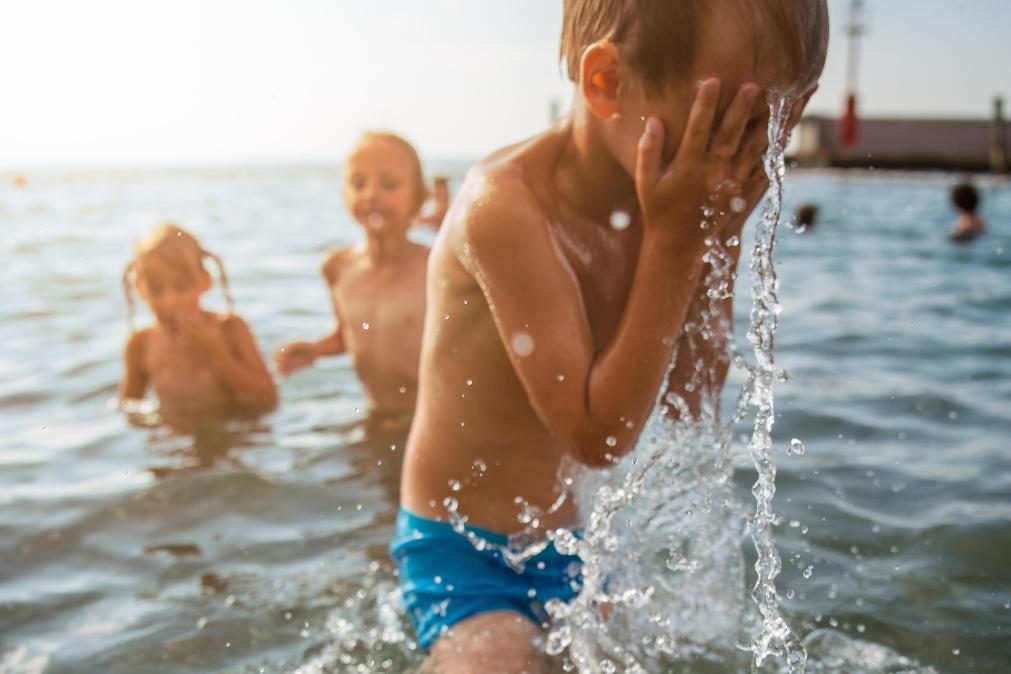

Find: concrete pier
<box><xmin>791</xmin><ymin>97</ymin><xmax>1010</xmax><ymax>173</ymax></box>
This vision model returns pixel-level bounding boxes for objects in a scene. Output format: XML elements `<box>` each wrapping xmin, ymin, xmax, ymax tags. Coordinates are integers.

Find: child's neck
<box><xmin>554</xmin><ymin>106</ymin><xmax>639</xmax><ymax>223</ymax></box>
<box><xmin>362</xmin><ymin>230</ymin><xmax>412</xmax><ymax>265</ymax></box>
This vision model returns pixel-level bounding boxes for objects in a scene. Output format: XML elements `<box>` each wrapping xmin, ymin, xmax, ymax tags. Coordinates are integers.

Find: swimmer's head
<box><xmin>561</xmin><ymin>0</ymin><xmax>829</xmax><ymax>177</ymax></box>
<box><xmin>951</xmin><ymin>182</ymin><xmax>980</xmax><ymax>214</ymax></box>
<box><xmin>123</xmin><ymin>224</ymin><xmax>232</xmax><ymax>330</ymax></box>
<box><xmin>343</xmin><ymin>131</ymin><xmax>430</xmax><ymax>234</ymax></box>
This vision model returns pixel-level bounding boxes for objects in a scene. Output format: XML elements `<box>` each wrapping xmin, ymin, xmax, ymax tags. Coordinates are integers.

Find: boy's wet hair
<box><xmin>560</xmin><ymin>0</ymin><xmax>829</xmax><ymax>96</ymax></box>
<box><xmin>354</xmin><ymin>131</ymin><xmax>430</xmax><ymax>215</ymax></box>
<box><xmin>951</xmin><ymin>182</ymin><xmax>980</xmax><ymax>214</ymax></box>
<box><xmin>122</xmin><ymin>223</ymin><xmax>234</xmax><ymax>330</ymax></box>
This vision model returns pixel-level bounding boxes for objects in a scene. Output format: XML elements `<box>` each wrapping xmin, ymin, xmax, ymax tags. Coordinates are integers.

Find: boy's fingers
<box><xmin>679</xmin><ymin>78</ymin><xmax>721</xmax><ymax>159</ymax></box>
<box><xmin>710</xmin><ymin>83</ymin><xmax>760</xmax><ymax>158</ymax></box>
<box><xmin>733</xmin><ymin>115</ymin><xmax>770</xmax><ymax>184</ymax></box>
<box><xmin>635</xmin><ymin>116</ymin><xmax>664</xmax><ymax>203</ymax></box>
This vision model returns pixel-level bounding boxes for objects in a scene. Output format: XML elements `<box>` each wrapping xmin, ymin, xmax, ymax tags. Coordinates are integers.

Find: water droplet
<box><xmin>788</xmin><ymin>438</ymin><xmax>806</xmax><ymax>455</ymax></box>
<box><xmin>442</xmin><ymin>497</ymin><xmax>458</xmax><ymax>512</ymax></box>
<box><xmin>434</xmin><ymin>575</ymin><xmax>443</xmax><ymax>584</ymax></box>
<box><xmin>511</xmin><ymin>332</ymin><xmax>535</xmax><ymax>357</ymax></box>
<box><xmin>605</xmin><ymin>436</ymin><xmax>618</xmax><ymax>447</ymax></box>
<box><xmin>361</xmin><ymin>322</ymin><xmax>370</xmax><ymax>330</ymax></box>
<box><xmin>609</xmin><ymin>210</ymin><xmax>631</xmax><ymax>231</ymax></box>
<box><xmin>466</xmin><ymin>378</ymin><xmax>473</xmax><ymax>386</ymax></box>
<box><xmin>556</xmin><ymin>374</ymin><xmax>566</xmax><ymax>382</ymax></box>
<box><xmin>472</xmin><ymin>459</ymin><xmax>487</xmax><ymax>473</ymax></box>
<box><xmin>730</xmin><ymin>196</ymin><xmax>748</xmax><ymax>213</ymax></box>
<box><xmin>802</xmin><ymin>566</ymin><xmax>814</xmax><ymax>579</ymax></box>
<box><xmin>399</xmin><ymin>386</ymin><xmax>407</xmax><ymax>394</ymax></box>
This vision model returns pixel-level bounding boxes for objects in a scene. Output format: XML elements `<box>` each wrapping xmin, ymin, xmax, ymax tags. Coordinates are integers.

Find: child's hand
<box><xmin>635</xmin><ymin>79</ymin><xmax>767</xmax><ymax>244</ymax></box>
<box><xmin>274</xmin><ymin>341</ymin><xmax>317</xmax><ymax>377</ymax></box>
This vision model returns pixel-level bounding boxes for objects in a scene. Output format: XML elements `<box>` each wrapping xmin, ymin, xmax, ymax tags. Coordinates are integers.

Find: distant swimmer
<box><xmin>950</xmin><ymin>182</ymin><xmax>985</xmax><ymax>242</ymax></box>
<box><xmin>795</xmin><ymin>203</ymin><xmax>819</xmax><ymax>232</ymax></box>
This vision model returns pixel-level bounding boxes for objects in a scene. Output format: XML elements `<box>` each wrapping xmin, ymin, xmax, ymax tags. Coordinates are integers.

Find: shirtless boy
<box><xmin>276</xmin><ymin>132</ymin><xmax>438</xmax><ymax>413</ymax></box>
<box><xmin>393</xmin><ymin>2</ymin><xmax>828</xmax><ymax>671</ymax></box>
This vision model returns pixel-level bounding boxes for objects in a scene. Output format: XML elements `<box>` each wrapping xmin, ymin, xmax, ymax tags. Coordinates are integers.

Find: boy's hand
<box><xmin>274</xmin><ymin>341</ymin><xmax>317</xmax><ymax>377</ymax></box>
<box><xmin>636</xmin><ymin>79</ymin><xmax>768</xmax><ymax>244</ymax></box>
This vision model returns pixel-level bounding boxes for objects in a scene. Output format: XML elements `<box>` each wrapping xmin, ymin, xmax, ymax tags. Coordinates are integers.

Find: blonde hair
<box><xmin>560</xmin><ymin>0</ymin><xmax>829</xmax><ymax>96</ymax></box>
<box><xmin>352</xmin><ymin>131</ymin><xmax>430</xmax><ymax>214</ymax></box>
<box><xmin>122</xmin><ymin>223</ymin><xmax>233</xmax><ymax>330</ymax></box>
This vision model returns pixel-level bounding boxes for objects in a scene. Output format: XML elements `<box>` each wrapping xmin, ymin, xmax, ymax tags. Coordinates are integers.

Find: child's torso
<box><xmin>403</xmin><ymin>130</ymin><xmax>643</xmax><ymax>534</ymax></box>
<box><xmin>331</xmin><ymin>247</ymin><xmax>428</xmax><ymax>411</ymax></box>
<box><xmin>143</xmin><ymin>322</ymin><xmax>233</xmax><ymax>415</ymax></box>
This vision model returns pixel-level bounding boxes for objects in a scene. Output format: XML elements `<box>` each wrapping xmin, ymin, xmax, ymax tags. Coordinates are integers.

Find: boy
<box><xmin>950</xmin><ymin>181</ymin><xmax>985</xmax><ymax>242</ymax></box>
<box><xmin>393</xmin><ymin>2</ymin><xmax>828</xmax><ymax>671</ymax></box>
<box><xmin>276</xmin><ymin>132</ymin><xmax>442</xmax><ymax>414</ymax></box>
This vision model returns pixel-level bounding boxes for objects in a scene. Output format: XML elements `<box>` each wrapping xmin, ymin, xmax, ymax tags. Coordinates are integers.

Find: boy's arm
<box><xmin>315</xmin><ymin>251</ymin><xmax>348</xmax><ymax>356</ymax></box>
<box><xmin>119</xmin><ymin>329</ymin><xmax>149</xmax><ymax>400</ymax></box>
<box><xmin>274</xmin><ymin>252</ymin><xmax>347</xmax><ymax>375</ymax></box>
<box><xmin>465</xmin><ymin>79</ymin><xmax>765</xmax><ymax>466</ymax></box>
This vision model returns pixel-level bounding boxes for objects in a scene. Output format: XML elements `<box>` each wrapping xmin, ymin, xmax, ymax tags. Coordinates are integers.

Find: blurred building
<box><xmin>790</xmin><ymin>98</ymin><xmax>1009</xmax><ymax>173</ymax></box>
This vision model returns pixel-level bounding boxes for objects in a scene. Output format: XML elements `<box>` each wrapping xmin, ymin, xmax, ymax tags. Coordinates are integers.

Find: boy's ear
<box><xmin>580</xmin><ymin>41</ymin><xmax>621</xmax><ymax>120</ymax></box>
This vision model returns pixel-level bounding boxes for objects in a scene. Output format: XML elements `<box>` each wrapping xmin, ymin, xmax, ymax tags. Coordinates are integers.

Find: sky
<box><xmin>1</xmin><ymin>0</ymin><xmax>1008</xmax><ymax>168</ymax></box>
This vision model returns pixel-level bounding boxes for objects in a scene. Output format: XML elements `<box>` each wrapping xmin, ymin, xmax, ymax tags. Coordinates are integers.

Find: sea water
<box><xmin>2</xmin><ymin>152</ymin><xmax>1010</xmax><ymax>670</ymax></box>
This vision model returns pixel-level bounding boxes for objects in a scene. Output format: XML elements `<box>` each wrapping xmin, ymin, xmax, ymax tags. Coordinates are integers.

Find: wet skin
<box><xmin>401</xmin><ymin>13</ymin><xmax>817</xmax><ymax>535</ymax></box>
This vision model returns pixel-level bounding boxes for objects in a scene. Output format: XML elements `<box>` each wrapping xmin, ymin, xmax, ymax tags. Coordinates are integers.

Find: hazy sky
<box><xmin>2</xmin><ymin>0</ymin><xmax>1008</xmax><ymax>167</ymax></box>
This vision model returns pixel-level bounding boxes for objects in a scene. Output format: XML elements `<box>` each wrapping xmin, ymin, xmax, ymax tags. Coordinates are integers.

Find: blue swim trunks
<box><xmin>389</xmin><ymin>508</ymin><xmax>583</xmax><ymax>649</ymax></box>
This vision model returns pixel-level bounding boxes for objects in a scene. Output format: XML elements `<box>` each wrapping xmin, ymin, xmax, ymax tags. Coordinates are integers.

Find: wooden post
<box><xmin>992</xmin><ymin>96</ymin><xmax>1007</xmax><ymax>174</ymax></box>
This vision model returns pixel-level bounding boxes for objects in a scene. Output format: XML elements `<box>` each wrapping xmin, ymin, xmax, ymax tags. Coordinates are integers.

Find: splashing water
<box><xmin>541</xmin><ymin>97</ymin><xmax>803</xmax><ymax>674</ymax></box>
<box><xmin>289</xmin><ymin>99</ymin><xmax>942</xmax><ymax>674</ymax></box>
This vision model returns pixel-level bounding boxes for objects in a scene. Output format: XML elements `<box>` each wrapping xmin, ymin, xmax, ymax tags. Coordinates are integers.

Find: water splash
<box><xmin>542</xmin><ymin>96</ymin><xmax>804</xmax><ymax>673</ymax></box>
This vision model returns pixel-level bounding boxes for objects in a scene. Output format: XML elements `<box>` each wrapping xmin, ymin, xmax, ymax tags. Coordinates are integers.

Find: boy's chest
<box><xmin>550</xmin><ymin>220</ymin><xmax>641</xmax><ymax>347</ymax></box>
<box><xmin>332</xmin><ymin>267</ymin><xmax>426</xmax><ymax>338</ymax></box>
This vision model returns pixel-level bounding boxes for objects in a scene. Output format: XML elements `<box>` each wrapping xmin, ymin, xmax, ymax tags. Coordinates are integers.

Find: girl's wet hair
<box><xmin>122</xmin><ymin>223</ymin><xmax>234</xmax><ymax>330</ymax></box>
<box><xmin>353</xmin><ymin>131</ymin><xmax>430</xmax><ymax>214</ymax></box>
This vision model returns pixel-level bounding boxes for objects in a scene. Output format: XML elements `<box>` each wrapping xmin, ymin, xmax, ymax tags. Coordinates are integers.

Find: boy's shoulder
<box><xmin>321</xmin><ymin>246</ymin><xmax>357</xmax><ymax>283</ymax></box>
<box><xmin>451</xmin><ymin>132</ymin><xmax>562</xmax><ymax>247</ymax></box>
<box><xmin>125</xmin><ymin>326</ymin><xmax>154</xmax><ymax>355</ymax></box>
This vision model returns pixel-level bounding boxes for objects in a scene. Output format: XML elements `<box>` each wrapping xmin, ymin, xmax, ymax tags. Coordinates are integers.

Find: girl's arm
<box><xmin>120</xmin><ymin>329</ymin><xmax>150</xmax><ymax>400</ymax></box>
<box><xmin>217</xmin><ymin>315</ymin><xmax>279</xmax><ymax>411</ymax></box>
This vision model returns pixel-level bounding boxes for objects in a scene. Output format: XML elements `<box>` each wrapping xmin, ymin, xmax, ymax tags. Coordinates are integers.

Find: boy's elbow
<box><xmin>563</xmin><ymin>426</ymin><xmax>634</xmax><ymax>470</ymax></box>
